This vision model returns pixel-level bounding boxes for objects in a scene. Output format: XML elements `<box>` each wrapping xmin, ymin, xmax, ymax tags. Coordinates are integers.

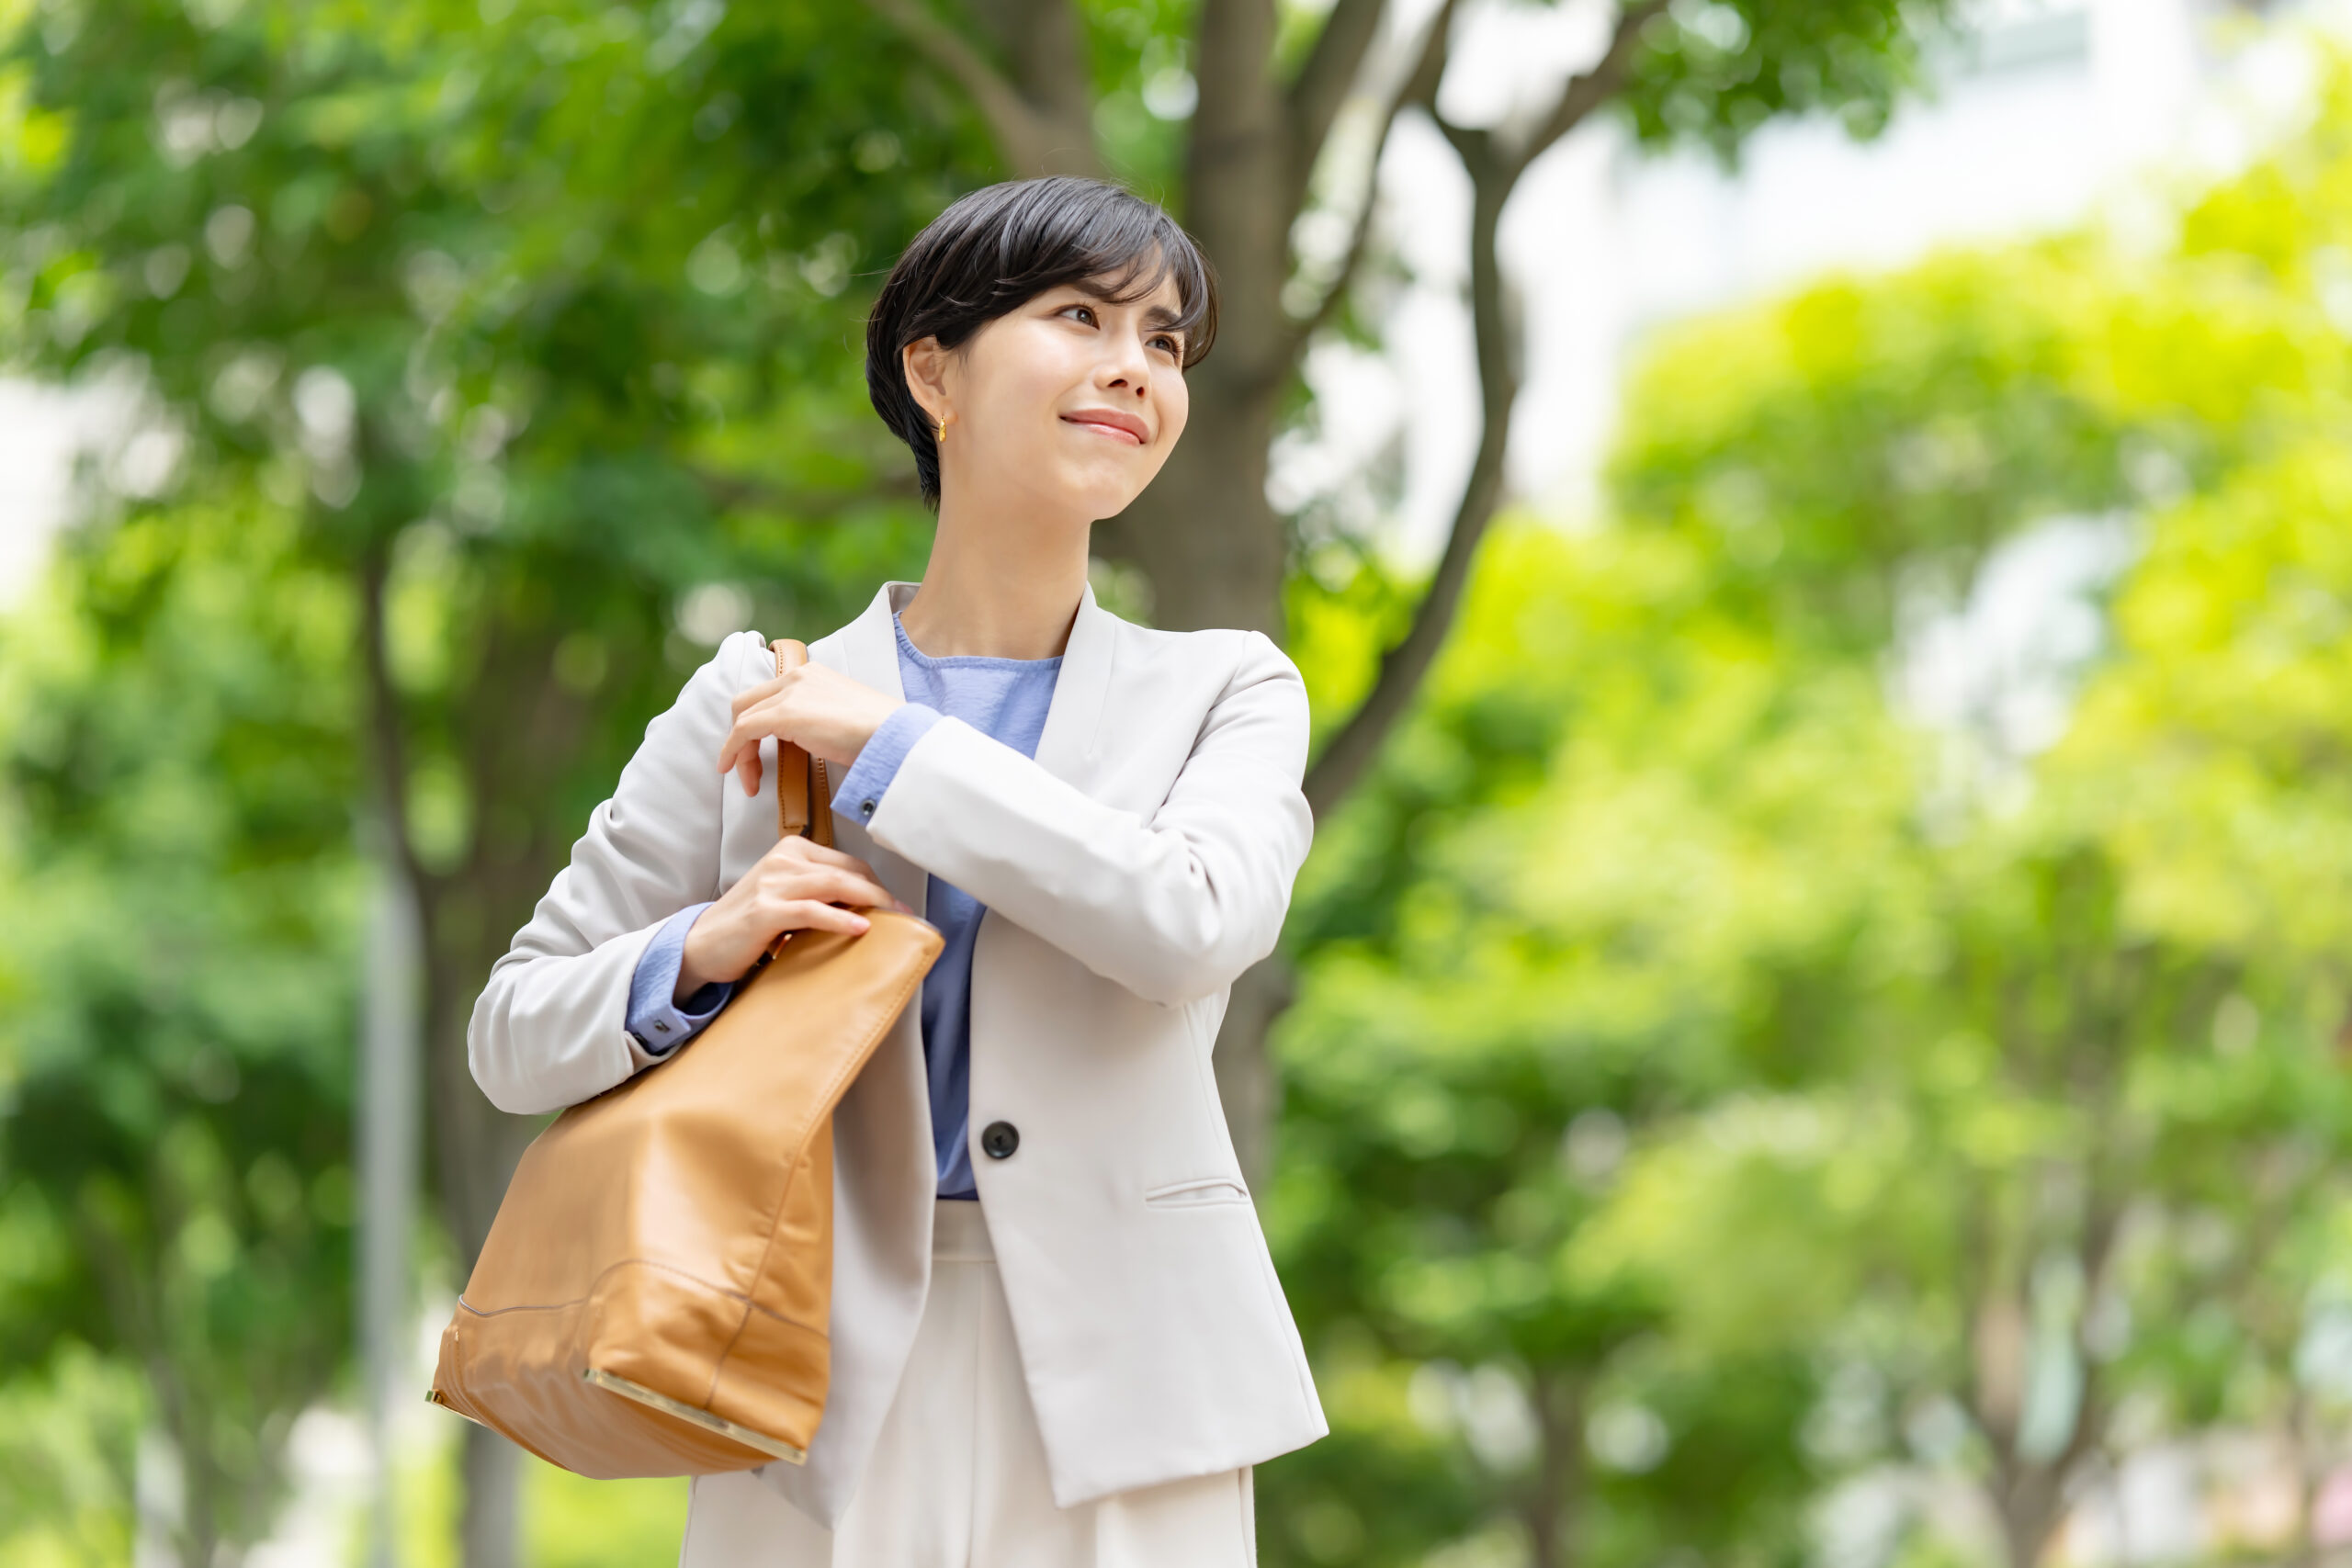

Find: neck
<box><xmin>898</xmin><ymin>479</ymin><xmax>1091</xmax><ymax>660</ymax></box>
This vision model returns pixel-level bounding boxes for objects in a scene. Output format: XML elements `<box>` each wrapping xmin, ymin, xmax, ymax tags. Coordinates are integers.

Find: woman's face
<box><xmin>907</xmin><ymin>269</ymin><xmax>1193</xmax><ymax>525</ymax></box>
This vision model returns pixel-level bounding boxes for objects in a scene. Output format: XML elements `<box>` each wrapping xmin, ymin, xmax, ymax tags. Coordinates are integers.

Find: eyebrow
<box><xmin>1069</xmin><ymin>278</ymin><xmax>1188</xmax><ymax>335</ymax></box>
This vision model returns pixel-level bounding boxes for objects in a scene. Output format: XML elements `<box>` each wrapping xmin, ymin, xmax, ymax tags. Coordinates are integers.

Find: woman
<box><xmin>468</xmin><ymin>176</ymin><xmax>1324</xmax><ymax>1563</ymax></box>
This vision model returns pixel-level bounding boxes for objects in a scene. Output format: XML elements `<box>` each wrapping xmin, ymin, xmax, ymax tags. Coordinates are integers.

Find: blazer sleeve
<box><xmin>466</xmin><ymin>632</ymin><xmax>763</xmax><ymax>1114</ymax></box>
<box><xmin>862</xmin><ymin>631</ymin><xmax>1312</xmax><ymax>1008</ymax></box>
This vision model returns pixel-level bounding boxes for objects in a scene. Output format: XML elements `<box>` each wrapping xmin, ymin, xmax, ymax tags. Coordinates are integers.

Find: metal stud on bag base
<box><xmin>582</xmin><ymin>1367</ymin><xmax>808</xmax><ymax>1465</ymax></box>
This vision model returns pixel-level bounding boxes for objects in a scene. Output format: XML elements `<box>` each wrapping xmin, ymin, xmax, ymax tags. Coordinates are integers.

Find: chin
<box><xmin>1046</xmin><ymin>465</ymin><xmax>1148</xmax><ymax>521</ymax></box>
<box><xmin>1080</xmin><ymin>486</ymin><xmax>1148</xmax><ymax>522</ymax></box>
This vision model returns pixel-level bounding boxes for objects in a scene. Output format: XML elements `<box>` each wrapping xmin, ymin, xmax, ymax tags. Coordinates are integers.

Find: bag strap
<box><xmin>769</xmin><ymin>639</ymin><xmax>834</xmax><ymax>850</ymax></box>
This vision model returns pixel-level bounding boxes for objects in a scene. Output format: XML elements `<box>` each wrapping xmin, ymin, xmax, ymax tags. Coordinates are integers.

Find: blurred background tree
<box><xmin>0</xmin><ymin>500</ymin><xmax>360</xmax><ymax>1565</ymax></box>
<box><xmin>3</xmin><ymin>0</ymin><xmax>972</xmax><ymax>1557</ymax></box>
<box><xmin>1255</xmin><ymin>54</ymin><xmax>2352</xmax><ymax>1568</ymax></box>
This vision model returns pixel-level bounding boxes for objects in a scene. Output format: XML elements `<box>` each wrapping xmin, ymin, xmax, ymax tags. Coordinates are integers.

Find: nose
<box><xmin>1100</xmin><ymin>326</ymin><xmax>1152</xmax><ymax>400</ymax></box>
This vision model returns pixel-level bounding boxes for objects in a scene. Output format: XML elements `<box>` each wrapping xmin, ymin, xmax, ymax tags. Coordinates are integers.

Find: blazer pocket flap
<box><xmin>1142</xmin><ymin>1176</ymin><xmax>1252</xmax><ymax>1209</ymax></box>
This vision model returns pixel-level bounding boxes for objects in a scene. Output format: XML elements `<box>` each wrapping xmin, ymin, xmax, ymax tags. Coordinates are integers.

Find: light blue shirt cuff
<box><xmin>627</xmin><ymin>902</ymin><xmax>733</xmax><ymax>1059</ymax></box>
<box><xmin>831</xmin><ymin>704</ymin><xmax>944</xmax><ymax>828</ymax></box>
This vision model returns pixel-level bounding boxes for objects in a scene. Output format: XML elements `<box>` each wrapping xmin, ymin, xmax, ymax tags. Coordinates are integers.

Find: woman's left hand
<box><xmin>717</xmin><ymin>662</ymin><xmax>905</xmax><ymax>796</ymax></box>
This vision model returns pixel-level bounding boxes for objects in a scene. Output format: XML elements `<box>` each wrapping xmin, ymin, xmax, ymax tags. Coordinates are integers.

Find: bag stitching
<box><xmin>456</xmin><ymin>1256</ymin><xmax>823</xmax><ymax>1335</ymax></box>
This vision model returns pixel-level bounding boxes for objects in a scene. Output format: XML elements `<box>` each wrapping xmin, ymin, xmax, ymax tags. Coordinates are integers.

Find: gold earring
<box><xmin>934</xmin><ymin>417</ymin><xmax>945</xmax><ymax>443</ymax></box>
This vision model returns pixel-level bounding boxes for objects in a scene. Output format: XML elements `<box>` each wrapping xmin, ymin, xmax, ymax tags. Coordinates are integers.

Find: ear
<box><xmin>901</xmin><ymin>336</ymin><xmax>952</xmax><ymax>429</ymax></box>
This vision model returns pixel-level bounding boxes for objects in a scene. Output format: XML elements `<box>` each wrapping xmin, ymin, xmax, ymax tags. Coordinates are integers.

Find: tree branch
<box><xmin>1283</xmin><ymin>0</ymin><xmax>1459</xmax><ymax>352</ymax></box>
<box><xmin>1299</xmin><ymin>0</ymin><xmax>1663</xmax><ymax>816</ymax></box>
<box><xmin>1509</xmin><ymin>0</ymin><xmax>1668</xmax><ymax>175</ymax></box>
<box><xmin>1285</xmin><ymin>0</ymin><xmax>1390</xmax><ymax>188</ymax></box>
<box><xmin>1399</xmin><ymin>0</ymin><xmax>1459</xmax><ymax>118</ymax></box>
<box><xmin>863</xmin><ymin>0</ymin><xmax>1097</xmax><ymax>177</ymax></box>
<box><xmin>1303</xmin><ymin>152</ymin><xmax>1514</xmax><ymax>818</ymax></box>
<box><xmin>357</xmin><ymin>537</ymin><xmax>434</xmax><ymax>905</ymax></box>
<box><xmin>1292</xmin><ymin>173</ymin><xmax>1382</xmax><ymax>346</ymax></box>
<box><xmin>965</xmin><ymin>0</ymin><xmax>1103</xmax><ymax>175</ymax></box>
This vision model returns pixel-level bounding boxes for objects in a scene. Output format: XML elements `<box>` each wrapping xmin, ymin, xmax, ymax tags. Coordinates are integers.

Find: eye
<box><xmin>1059</xmin><ymin>302</ymin><xmax>1098</xmax><ymax>326</ymax></box>
<box><xmin>1149</xmin><ymin>333</ymin><xmax>1182</xmax><ymax>359</ymax></box>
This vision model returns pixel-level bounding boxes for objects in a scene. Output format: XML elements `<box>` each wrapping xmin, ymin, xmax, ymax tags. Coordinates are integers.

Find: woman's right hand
<box><xmin>675</xmin><ymin>837</ymin><xmax>905</xmax><ymax>1001</ymax></box>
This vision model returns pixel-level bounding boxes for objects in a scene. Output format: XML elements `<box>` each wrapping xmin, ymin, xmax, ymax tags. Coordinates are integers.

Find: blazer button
<box><xmin>980</xmin><ymin>1121</ymin><xmax>1020</xmax><ymax>1160</ymax></box>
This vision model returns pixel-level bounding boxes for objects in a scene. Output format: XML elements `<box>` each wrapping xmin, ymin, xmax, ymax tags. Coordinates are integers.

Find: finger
<box><xmin>820</xmin><ymin>860</ymin><xmax>910</xmax><ymax>915</ymax></box>
<box><xmin>729</xmin><ymin>675</ymin><xmax>786</xmax><ymax>719</ymax></box>
<box><xmin>717</xmin><ymin>697</ymin><xmax>789</xmax><ymax>781</ymax></box>
<box><xmin>717</xmin><ymin>715</ymin><xmax>757</xmax><ymax>776</ymax></box>
<box><xmin>808</xmin><ymin>868</ymin><xmax>897</xmax><ymax>909</ymax></box>
<box><xmin>776</xmin><ymin>899</ymin><xmax>871</xmax><ymax>937</ymax></box>
<box><xmin>734</xmin><ymin>748</ymin><xmax>763</xmax><ymax>798</ymax></box>
<box><xmin>768</xmin><ymin>864</ymin><xmax>889</xmax><ymax>908</ymax></box>
<box><xmin>782</xmin><ymin>840</ymin><xmax>882</xmax><ymax>881</ymax></box>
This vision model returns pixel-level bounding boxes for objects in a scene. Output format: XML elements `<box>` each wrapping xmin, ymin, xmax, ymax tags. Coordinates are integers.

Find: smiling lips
<box><xmin>1062</xmin><ymin>408</ymin><xmax>1149</xmax><ymax>446</ymax></box>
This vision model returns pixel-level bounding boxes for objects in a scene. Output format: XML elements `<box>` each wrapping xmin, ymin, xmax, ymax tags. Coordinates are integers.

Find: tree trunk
<box><xmin>1213</xmin><ymin>958</ymin><xmax>1294</xmax><ymax>1190</ymax></box>
<box><xmin>2289</xmin><ymin>1390</ymin><xmax>2320</xmax><ymax>1568</ymax></box>
<box><xmin>422</xmin><ymin>893</ymin><xmax>537</xmax><ymax>1568</ymax></box>
<box><xmin>1991</xmin><ymin>1466</ymin><xmax>2064</xmax><ymax>1568</ymax></box>
<box><xmin>1526</xmin><ymin>1371</ymin><xmax>1587</xmax><ymax>1568</ymax></box>
<box><xmin>1096</xmin><ymin>369</ymin><xmax>1287</xmax><ymax>637</ymax></box>
<box><xmin>432</xmin><ymin>608</ymin><xmax>607</xmax><ymax>1567</ymax></box>
<box><xmin>458</xmin><ymin>1430</ymin><xmax>524</xmax><ymax>1568</ymax></box>
<box><xmin>1096</xmin><ymin>0</ymin><xmax>1292</xmax><ymax>641</ymax></box>
<box><xmin>364</xmin><ymin>555</ymin><xmax>589</xmax><ymax>1568</ymax></box>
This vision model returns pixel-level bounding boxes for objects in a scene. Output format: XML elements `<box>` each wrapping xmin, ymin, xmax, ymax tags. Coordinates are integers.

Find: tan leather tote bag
<box><xmin>428</xmin><ymin>639</ymin><xmax>943</xmax><ymax>1477</ymax></box>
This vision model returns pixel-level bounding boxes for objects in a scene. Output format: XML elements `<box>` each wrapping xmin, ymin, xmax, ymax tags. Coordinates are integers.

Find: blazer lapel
<box><xmin>1031</xmin><ymin>582</ymin><xmax>1114</xmax><ymax>791</ymax></box>
<box><xmin>828</xmin><ymin>581</ymin><xmax>910</xmax><ymax>700</ymax></box>
<box><xmin>823</xmin><ymin>576</ymin><xmax>1113</xmax><ymax>795</ymax></box>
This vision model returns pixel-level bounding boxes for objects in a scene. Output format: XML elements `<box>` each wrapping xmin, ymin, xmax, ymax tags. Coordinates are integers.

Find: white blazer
<box><xmin>467</xmin><ymin>581</ymin><xmax>1329</xmax><ymax>1524</ymax></box>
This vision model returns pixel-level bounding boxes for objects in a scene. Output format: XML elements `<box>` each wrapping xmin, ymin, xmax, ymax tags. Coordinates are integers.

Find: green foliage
<box><xmin>0</xmin><ymin>0</ymin><xmax>970</xmax><ymax>908</ymax></box>
<box><xmin>0</xmin><ymin>0</ymin><xmax>977</xmax><ymax>1556</ymax></box>
<box><xmin>372</xmin><ymin>1444</ymin><xmax>687</xmax><ymax>1568</ymax></box>
<box><xmin>1609</xmin><ymin>248</ymin><xmax>2124</xmax><ymax>639</ymax></box>
<box><xmin>525</xmin><ymin>1466</ymin><xmax>688</xmax><ymax>1568</ymax></box>
<box><xmin>1266</xmin><ymin>49</ymin><xmax>2352</xmax><ymax>1568</ymax></box>
<box><xmin>0</xmin><ymin>1345</ymin><xmax>144</xmax><ymax>1565</ymax></box>
<box><xmin>1271</xmin><ymin>522</ymin><xmax>1917</xmax><ymax>1567</ymax></box>
<box><xmin>1616</xmin><ymin>0</ymin><xmax>1961</xmax><ymax>162</ymax></box>
<box><xmin>1080</xmin><ymin>0</ymin><xmax>1201</xmax><ymax>191</ymax></box>
<box><xmin>2066</xmin><ymin>439</ymin><xmax>2352</xmax><ymax>959</ymax></box>
<box><xmin>0</xmin><ymin>497</ymin><xmax>361</xmax><ymax>1563</ymax></box>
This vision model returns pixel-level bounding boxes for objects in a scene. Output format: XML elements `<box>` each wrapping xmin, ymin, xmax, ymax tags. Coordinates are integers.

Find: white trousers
<box><xmin>680</xmin><ymin>1201</ymin><xmax>1258</xmax><ymax>1567</ymax></box>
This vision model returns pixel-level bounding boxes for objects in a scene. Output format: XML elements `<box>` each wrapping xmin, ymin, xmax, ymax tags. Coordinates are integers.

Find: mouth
<box><xmin>1061</xmin><ymin>409</ymin><xmax>1148</xmax><ymax>446</ymax></box>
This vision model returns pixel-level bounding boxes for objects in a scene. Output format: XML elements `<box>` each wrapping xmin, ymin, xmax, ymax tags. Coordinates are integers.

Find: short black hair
<box><xmin>865</xmin><ymin>177</ymin><xmax>1218</xmax><ymax>507</ymax></box>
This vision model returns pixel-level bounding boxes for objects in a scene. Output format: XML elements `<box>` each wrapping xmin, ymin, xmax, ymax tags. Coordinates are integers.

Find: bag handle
<box><xmin>769</xmin><ymin>639</ymin><xmax>834</xmax><ymax>851</ymax></box>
